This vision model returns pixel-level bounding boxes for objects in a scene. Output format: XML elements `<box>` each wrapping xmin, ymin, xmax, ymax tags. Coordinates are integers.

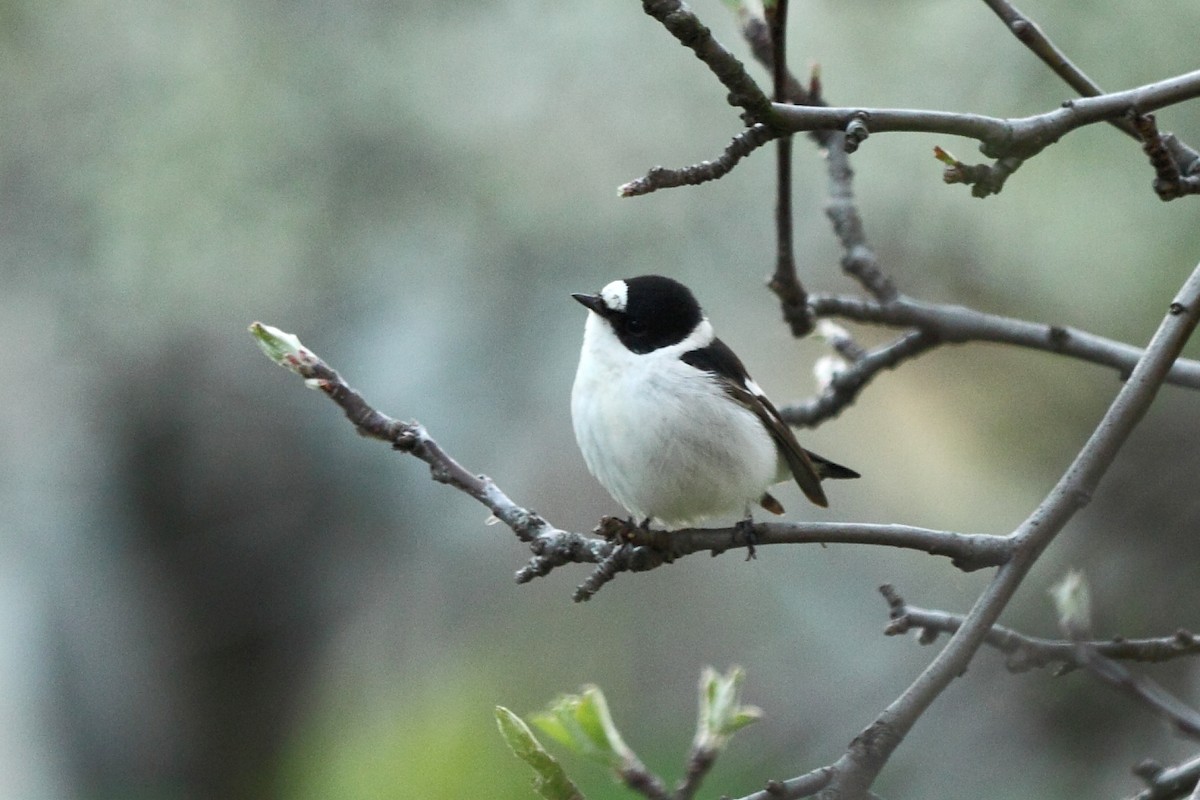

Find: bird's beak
<box><xmin>571</xmin><ymin>292</ymin><xmax>607</xmax><ymax>315</ymax></box>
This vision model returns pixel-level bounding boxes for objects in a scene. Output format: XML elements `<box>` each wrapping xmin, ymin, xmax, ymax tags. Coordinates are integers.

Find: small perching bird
<box><xmin>571</xmin><ymin>275</ymin><xmax>858</xmax><ymax>532</ymax></box>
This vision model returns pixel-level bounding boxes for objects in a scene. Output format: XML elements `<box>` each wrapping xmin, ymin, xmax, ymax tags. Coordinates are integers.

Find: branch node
<box><xmin>1133</xmin><ymin>758</ymin><xmax>1165</xmax><ymax>781</ymax></box>
<box><xmin>763</xmin><ymin>779</ymin><xmax>789</xmax><ymax>797</ymax></box>
<box><xmin>844</xmin><ymin>113</ymin><xmax>870</xmax><ymax>153</ymax></box>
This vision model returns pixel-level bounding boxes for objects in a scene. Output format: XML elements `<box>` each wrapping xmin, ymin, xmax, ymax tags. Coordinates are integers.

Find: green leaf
<box><xmin>694</xmin><ymin>666</ymin><xmax>762</xmax><ymax>750</ymax></box>
<box><xmin>495</xmin><ymin>707</ymin><xmax>586</xmax><ymax>800</ymax></box>
<box><xmin>248</xmin><ymin>321</ymin><xmax>321</xmax><ymax>376</ymax></box>
<box><xmin>530</xmin><ymin>686</ymin><xmax>636</xmax><ymax>768</ymax></box>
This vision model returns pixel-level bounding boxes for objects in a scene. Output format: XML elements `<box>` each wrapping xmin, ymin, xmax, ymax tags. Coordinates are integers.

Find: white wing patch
<box><xmin>745</xmin><ymin>378</ymin><xmax>768</xmax><ymax>400</ymax></box>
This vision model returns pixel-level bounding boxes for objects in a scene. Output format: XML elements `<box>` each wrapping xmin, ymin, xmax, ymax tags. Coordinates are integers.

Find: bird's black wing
<box><xmin>682</xmin><ymin>338</ymin><xmax>831</xmax><ymax>508</ymax></box>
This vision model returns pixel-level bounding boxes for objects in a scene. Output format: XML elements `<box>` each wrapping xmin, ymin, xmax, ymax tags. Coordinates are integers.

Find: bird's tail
<box><xmin>805</xmin><ymin>451</ymin><xmax>860</xmax><ymax>481</ymax></box>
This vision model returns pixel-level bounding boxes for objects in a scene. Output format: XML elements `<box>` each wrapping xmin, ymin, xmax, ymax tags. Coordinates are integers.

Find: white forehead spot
<box><xmin>600</xmin><ymin>280</ymin><xmax>628</xmax><ymax>312</ymax></box>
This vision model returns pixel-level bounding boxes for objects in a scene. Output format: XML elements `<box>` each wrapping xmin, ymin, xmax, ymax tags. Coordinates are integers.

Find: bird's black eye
<box><xmin>623</xmin><ymin>317</ymin><xmax>647</xmax><ymax>336</ymax></box>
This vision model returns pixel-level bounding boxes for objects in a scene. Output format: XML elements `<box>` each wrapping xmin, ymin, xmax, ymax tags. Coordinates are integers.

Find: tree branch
<box><xmin>737</xmin><ymin>3</ymin><xmax>898</xmax><ymax>305</ymax></box>
<box><xmin>627</xmin><ymin>520</ymin><xmax>1010</xmax><ymax>572</ymax></box>
<box><xmin>769</xmin><ymin>68</ymin><xmax>1200</xmax><ymax>159</ymax></box>
<box><xmin>763</xmin><ymin>0</ymin><xmax>814</xmax><ymax>337</ymax></box>
<box><xmin>811</xmin><ymin>261</ymin><xmax>1200</xmax><ymax>798</ymax></box>
<box><xmin>638</xmin><ymin>0</ymin><xmax>772</xmax><ymax>120</ymax></box>
<box><xmin>619</xmin><ymin>124</ymin><xmax>779</xmax><ymax>197</ymax></box>
<box><xmin>782</xmin><ymin>330</ymin><xmax>937</xmax><ymax>427</ymax></box>
<box><xmin>1128</xmin><ymin>753</ymin><xmax>1200</xmax><ymax>800</ymax></box>
<box><xmin>981</xmin><ymin>0</ymin><xmax>1200</xmax><ymax>196</ymax></box>
<box><xmin>249</xmin><ymin>324</ymin><xmax>1013</xmax><ymax>604</ymax></box>
<box><xmin>806</xmin><ymin>292</ymin><xmax>1200</xmax><ymax>388</ymax></box>
<box><xmin>880</xmin><ymin>585</ymin><xmax>1200</xmax><ymax>674</ymax></box>
<box><xmin>979</xmin><ymin>0</ymin><xmax>1137</xmax><ymax>136</ymax></box>
<box><xmin>635</xmin><ymin>0</ymin><xmax>1200</xmax><ymax>202</ymax></box>
<box><xmin>1073</xmin><ymin>640</ymin><xmax>1200</xmax><ymax>740</ymax></box>
<box><xmin>571</xmin><ymin>518</ymin><xmax>1010</xmax><ymax>602</ymax></box>
<box><xmin>247</xmin><ymin>323</ymin><xmax>607</xmax><ymax>575</ymax></box>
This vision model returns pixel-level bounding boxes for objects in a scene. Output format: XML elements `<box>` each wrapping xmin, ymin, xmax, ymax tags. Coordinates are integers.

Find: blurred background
<box><xmin>4</xmin><ymin>1</ymin><xmax>1200</xmax><ymax>798</ymax></box>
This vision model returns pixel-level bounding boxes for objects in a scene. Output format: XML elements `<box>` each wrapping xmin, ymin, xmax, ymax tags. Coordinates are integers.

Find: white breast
<box><xmin>571</xmin><ymin>314</ymin><xmax>782</xmax><ymax>527</ymax></box>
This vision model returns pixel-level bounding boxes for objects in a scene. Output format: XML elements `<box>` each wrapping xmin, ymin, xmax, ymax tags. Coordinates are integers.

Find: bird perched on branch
<box><xmin>571</xmin><ymin>275</ymin><xmax>857</xmax><ymax>534</ymax></box>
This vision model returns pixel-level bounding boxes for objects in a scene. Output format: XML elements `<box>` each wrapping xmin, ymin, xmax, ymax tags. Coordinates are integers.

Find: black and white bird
<box><xmin>571</xmin><ymin>274</ymin><xmax>858</xmax><ymax>531</ymax></box>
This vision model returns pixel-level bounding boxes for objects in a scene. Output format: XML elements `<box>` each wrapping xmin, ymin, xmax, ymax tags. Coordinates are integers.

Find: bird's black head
<box><xmin>573</xmin><ymin>274</ymin><xmax>705</xmax><ymax>354</ymax></box>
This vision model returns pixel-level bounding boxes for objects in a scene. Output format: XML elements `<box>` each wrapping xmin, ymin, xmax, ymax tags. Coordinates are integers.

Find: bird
<box><xmin>570</xmin><ymin>274</ymin><xmax>858</xmax><ymax>534</ymax></box>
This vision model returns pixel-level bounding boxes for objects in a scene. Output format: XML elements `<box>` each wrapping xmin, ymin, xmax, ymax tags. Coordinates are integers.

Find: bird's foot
<box><xmin>734</xmin><ymin>518</ymin><xmax>758</xmax><ymax>561</ymax></box>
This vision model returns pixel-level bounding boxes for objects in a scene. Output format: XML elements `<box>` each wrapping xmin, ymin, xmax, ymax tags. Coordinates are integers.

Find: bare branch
<box><xmin>572</xmin><ymin>518</ymin><xmax>1011</xmax><ymax>602</ymax></box>
<box><xmin>1128</xmin><ymin>754</ymin><xmax>1200</xmax><ymax>800</ymax></box>
<box><xmin>824</xmin><ymin>140</ymin><xmax>898</xmax><ymax>301</ymax></box>
<box><xmin>880</xmin><ymin>585</ymin><xmax>1200</xmax><ymax>673</ymax></box>
<box><xmin>619</xmin><ymin>124</ymin><xmax>779</xmax><ymax>197</ymax></box>
<box><xmin>735</xmin><ymin>9</ymin><xmax>830</xmax><ymax>142</ymax></box>
<box><xmin>638</xmin><ymin>0</ymin><xmax>771</xmax><ymax>120</ymax></box>
<box><xmin>735</xmin><ymin>768</ymin><xmax>835</xmax><ymax>800</ymax></box>
<box><xmin>571</xmin><ymin>541</ymin><xmax>668</xmax><ymax>603</ymax></box>
<box><xmin>804</xmin><ymin>261</ymin><xmax>1200</xmax><ymax>797</ymax></box>
<box><xmin>1073</xmin><ymin>642</ymin><xmax>1200</xmax><ymax>740</ymax></box>
<box><xmin>807</xmin><ymin>293</ymin><xmax>1200</xmax><ymax>389</ymax></box>
<box><xmin>764</xmin><ymin>0</ymin><xmax>814</xmax><ymax>337</ymax></box>
<box><xmin>736</xmin><ymin>3</ymin><xmax>898</xmax><ymax>304</ymax></box>
<box><xmin>979</xmin><ymin>0</ymin><xmax>1200</xmax><ymax>198</ymax></box>
<box><xmin>640</xmin><ymin>0</ymin><xmax>1200</xmax><ymax>201</ymax></box>
<box><xmin>769</xmin><ymin>68</ymin><xmax>1200</xmax><ymax>159</ymax></box>
<box><xmin>248</xmin><ymin>323</ymin><xmax>609</xmax><ymax>585</ymax></box>
<box><xmin>781</xmin><ymin>330</ymin><xmax>939</xmax><ymax>427</ymax></box>
<box><xmin>626</xmin><ymin>520</ymin><xmax>1011</xmax><ymax>572</ymax></box>
<box><xmin>980</xmin><ymin>0</ymin><xmax>1200</xmax><ymax>188</ymax></box>
<box><xmin>979</xmin><ymin>0</ymin><xmax>1130</xmax><ymax>130</ymax></box>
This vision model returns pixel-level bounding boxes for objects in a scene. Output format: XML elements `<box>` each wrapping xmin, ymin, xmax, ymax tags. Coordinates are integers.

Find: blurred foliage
<box><xmin>497</xmin><ymin>706</ymin><xmax>585</xmax><ymax>800</ymax></box>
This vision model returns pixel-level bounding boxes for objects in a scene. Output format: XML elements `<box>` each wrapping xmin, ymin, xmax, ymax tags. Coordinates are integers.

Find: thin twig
<box><xmin>781</xmin><ymin>330</ymin><xmax>939</xmax><ymax>427</ymax></box>
<box><xmin>639</xmin><ymin>0</ymin><xmax>772</xmax><ymax>120</ymax></box>
<box><xmin>807</xmin><ymin>293</ymin><xmax>1200</xmax><ymax>388</ymax></box>
<box><xmin>880</xmin><ymin>585</ymin><xmax>1200</xmax><ymax>673</ymax></box>
<box><xmin>736</xmin><ymin>8</ymin><xmax>830</xmax><ymax>143</ymax></box>
<box><xmin>673</xmin><ymin>746</ymin><xmax>717</xmax><ymax>800</ymax></box>
<box><xmin>737</xmin><ymin>2</ymin><xmax>898</xmax><ymax>303</ymax></box>
<box><xmin>1127</xmin><ymin>753</ymin><xmax>1200</xmax><ymax>800</ymax></box>
<box><xmin>737</xmin><ymin>767</ymin><xmax>835</xmax><ymax>800</ymax></box>
<box><xmin>620</xmin><ymin>125</ymin><xmax>779</xmax><ymax>196</ymax></box>
<box><xmin>978</xmin><ymin>0</ymin><xmax>1136</xmax><ymax>137</ymax></box>
<box><xmin>1073</xmin><ymin>643</ymin><xmax>1200</xmax><ymax>739</ymax></box>
<box><xmin>978</xmin><ymin>0</ymin><xmax>1200</xmax><ymax>189</ymax></box>
<box><xmin>824</xmin><ymin>140</ymin><xmax>898</xmax><ymax>300</ymax></box>
<box><xmin>764</xmin><ymin>0</ymin><xmax>813</xmax><ymax>336</ymax></box>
